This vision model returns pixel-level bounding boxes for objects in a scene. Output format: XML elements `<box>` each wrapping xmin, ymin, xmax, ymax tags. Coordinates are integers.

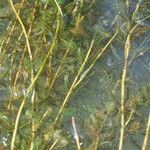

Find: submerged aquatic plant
<box><xmin>0</xmin><ymin>0</ymin><xmax>150</xmax><ymax>150</ymax></box>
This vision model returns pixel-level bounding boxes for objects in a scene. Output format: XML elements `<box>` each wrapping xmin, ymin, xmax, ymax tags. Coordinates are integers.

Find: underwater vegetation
<box><xmin>0</xmin><ymin>0</ymin><xmax>150</xmax><ymax>150</ymax></box>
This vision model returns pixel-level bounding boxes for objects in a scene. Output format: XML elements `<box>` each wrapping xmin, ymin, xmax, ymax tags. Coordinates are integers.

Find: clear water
<box><xmin>67</xmin><ymin>0</ymin><xmax>150</xmax><ymax>149</ymax></box>
<box><xmin>0</xmin><ymin>0</ymin><xmax>150</xmax><ymax>149</ymax></box>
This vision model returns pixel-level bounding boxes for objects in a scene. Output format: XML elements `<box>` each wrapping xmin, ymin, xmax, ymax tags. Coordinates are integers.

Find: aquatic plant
<box><xmin>0</xmin><ymin>0</ymin><xmax>150</xmax><ymax>150</ymax></box>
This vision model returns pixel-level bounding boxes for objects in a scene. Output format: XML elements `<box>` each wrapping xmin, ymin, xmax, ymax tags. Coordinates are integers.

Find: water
<box><xmin>0</xmin><ymin>0</ymin><xmax>150</xmax><ymax>149</ymax></box>
<box><xmin>66</xmin><ymin>0</ymin><xmax>150</xmax><ymax>149</ymax></box>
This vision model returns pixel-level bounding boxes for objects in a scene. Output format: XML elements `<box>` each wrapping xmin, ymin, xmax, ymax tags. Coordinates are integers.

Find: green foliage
<box><xmin>0</xmin><ymin>0</ymin><xmax>149</xmax><ymax>150</ymax></box>
<box><xmin>40</xmin><ymin>0</ymin><xmax>65</xmax><ymax>4</ymax></box>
